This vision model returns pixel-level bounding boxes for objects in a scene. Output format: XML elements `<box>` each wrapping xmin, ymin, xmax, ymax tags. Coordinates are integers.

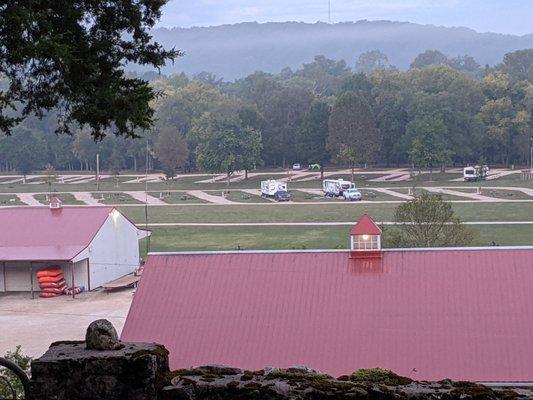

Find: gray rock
<box><xmin>85</xmin><ymin>319</ymin><xmax>124</xmax><ymax>351</ymax></box>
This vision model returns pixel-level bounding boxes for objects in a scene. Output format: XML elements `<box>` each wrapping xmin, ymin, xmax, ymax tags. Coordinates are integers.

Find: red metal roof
<box><xmin>122</xmin><ymin>248</ymin><xmax>533</xmax><ymax>382</ymax></box>
<box><xmin>0</xmin><ymin>206</ymin><xmax>114</xmax><ymax>261</ymax></box>
<box><xmin>350</xmin><ymin>214</ymin><xmax>382</xmax><ymax>235</ymax></box>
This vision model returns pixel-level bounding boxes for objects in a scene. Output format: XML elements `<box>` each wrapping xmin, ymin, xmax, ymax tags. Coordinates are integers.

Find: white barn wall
<box><xmin>81</xmin><ymin>213</ymin><xmax>141</xmax><ymax>289</ymax></box>
<box><xmin>1</xmin><ymin>261</ymin><xmax>74</xmax><ymax>292</ymax></box>
<box><xmin>62</xmin><ymin>260</ymin><xmax>89</xmax><ymax>291</ymax></box>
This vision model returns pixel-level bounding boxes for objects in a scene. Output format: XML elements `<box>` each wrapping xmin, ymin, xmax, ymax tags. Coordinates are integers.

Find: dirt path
<box><xmin>72</xmin><ymin>192</ymin><xmax>100</xmax><ymax>205</ymax></box>
<box><xmin>16</xmin><ymin>193</ymin><xmax>43</xmax><ymax>206</ymax></box>
<box><xmin>125</xmin><ymin>191</ymin><xmax>167</xmax><ymax>205</ymax></box>
<box><xmin>372</xmin><ymin>188</ymin><xmax>414</xmax><ymax>200</ymax></box>
<box><xmin>424</xmin><ymin>187</ymin><xmax>497</xmax><ymax>201</ymax></box>
<box><xmin>186</xmin><ymin>190</ymin><xmax>237</xmax><ymax>204</ymax></box>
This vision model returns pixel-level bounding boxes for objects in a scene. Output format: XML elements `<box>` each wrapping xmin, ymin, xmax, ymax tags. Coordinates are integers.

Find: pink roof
<box><xmin>122</xmin><ymin>249</ymin><xmax>533</xmax><ymax>382</ymax></box>
<box><xmin>0</xmin><ymin>207</ymin><xmax>114</xmax><ymax>261</ymax></box>
<box><xmin>350</xmin><ymin>214</ymin><xmax>382</xmax><ymax>235</ymax></box>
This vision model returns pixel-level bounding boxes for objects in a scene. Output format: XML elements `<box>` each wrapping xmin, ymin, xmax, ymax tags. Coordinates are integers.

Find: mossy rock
<box><xmin>350</xmin><ymin>368</ymin><xmax>412</xmax><ymax>386</ymax></box>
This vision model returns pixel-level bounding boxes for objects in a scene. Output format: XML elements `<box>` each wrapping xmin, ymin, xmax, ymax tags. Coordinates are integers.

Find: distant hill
<box><xmin>141</xmin><ymin>20</ymin><xmax>533</xmax><ymax>81</ymax></box>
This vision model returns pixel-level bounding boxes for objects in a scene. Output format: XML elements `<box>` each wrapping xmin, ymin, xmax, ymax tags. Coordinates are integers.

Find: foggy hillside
<box><xmin>140</xmin><ymin>20</ymin><xmax>533</xmax><ymax>80</ymax></box>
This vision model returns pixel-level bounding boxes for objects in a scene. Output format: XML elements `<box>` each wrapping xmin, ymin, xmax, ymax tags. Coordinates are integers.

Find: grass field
<box><xmin>119</xmin><ymin>202</ymin><xmax>533</xmax><ymax>224</ymax></box>
<box><xmin>34</xmin><ymin>193</ymin><xmax>84</xmax><ymax>205</ymax></box>
<box><xmin>139</xmin><ymin>224</ymin><xmax>533</xmax><ymax>257</ymax></box>
<box><xmin>118</xmin><ymin>201</ymin><xmax>533</xmax><ymax>254</ymax></box>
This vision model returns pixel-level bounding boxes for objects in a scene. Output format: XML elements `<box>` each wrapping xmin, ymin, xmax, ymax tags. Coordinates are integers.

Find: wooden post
<box><xmin>30</xmin><ymin>263</ymin><xmax>34</xmax><ymax>300</ymax></box>
<box><xmin>71</xmin><ymin>262</ymin><xmax>75</xmax><ymax>299</ymax></box>
<box><xmin>2</xmin><ymin>262</ymin><xmax>6</xmax><ymax>292</ymax></box>
<box><xmin>86</xmin><ymin>259</ymin><xmax>91</xmax><ymax>292</ymax></box>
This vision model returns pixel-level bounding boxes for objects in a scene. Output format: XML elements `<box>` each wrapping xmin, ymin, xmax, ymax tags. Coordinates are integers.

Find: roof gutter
<box><xmin>148</xmin><ymin>245</ymin><xmax>533</xmax><ymax>257</ymax></box>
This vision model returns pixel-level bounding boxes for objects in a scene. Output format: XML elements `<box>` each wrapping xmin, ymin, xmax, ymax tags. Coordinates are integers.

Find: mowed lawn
<box><xmin>123</xmin><ymin>202</ymin><xmax>533</xmax><ymax>254</ymax></box>
<box><xmin>120</xmin><ymin>202</ymin><xmax>533</xmax><ymax>224</ymax></box>
<box><xmin>140</xmin><ymin>224</ymin><xmax>533</xmax><ymax>256</ymax></box>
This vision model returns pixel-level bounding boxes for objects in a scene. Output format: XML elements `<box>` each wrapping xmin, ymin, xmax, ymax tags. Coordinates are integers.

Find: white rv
<box><xmin>323</xmin><ymin>179</ymin><xmax>355</xmax><ymax>197</ymax></box>
<box><xmin>261</xmin><ymin>180</ymin><xmax>288</xmax><ymax>197</ymax></box>
<box><xmin>463</xmin><ymin>165</ymin><xmax>489</xmax><ymax>182</ymax></box>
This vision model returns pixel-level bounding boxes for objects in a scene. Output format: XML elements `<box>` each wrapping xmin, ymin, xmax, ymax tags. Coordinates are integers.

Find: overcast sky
<box><xmin>157</xmin><ymin>0</ymin><xmax>533</xmax><ymax>35</ymax></box>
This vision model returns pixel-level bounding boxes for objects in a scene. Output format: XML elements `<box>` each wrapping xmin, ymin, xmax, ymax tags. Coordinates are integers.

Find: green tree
<box><xmin>327</xmin><ymin>92</ymin><xmax>380</xmax><ymax>182</ymax></box>
<box><xmin>4</xmin><ymin>127</ymin><xmax>46</xmax><ymax>181</ymax></box>
<box><xmin>449</xmin><ymin>55</ymin><xmax>482</xmax><ymax>77</ymax></box>
<box><xmin>355</xmin><ymin>50</ymin><xmax>392</xmax><ymax>74</ymax></box>
<box><xmin>369</xmin><ymin>69</ymin><xmax>409</xmax><ymax>166</ymax></box>
<box><xmin>109</xmin><ymin>137</ymin><xmax>127</xmax><ymax>177</ymax></box>
<box><xmin>382</xmin><ymin>193</ymin><xmax>475</xmax><ymax>248</ymax></box>
<box><xmin>0</xmin><ymin>0</ymin><xmax>178</xmax><ymax>138</ymax></box>
<box><xmin>43</xmin><ymin>163</ymin><xmax>57</xmax><ymax>195</ymax></box>
<box><xmin>296</xmin><ymin>101</ymin><xmax>331</xmax><ymax>178</ymax></box>
<box><xmin>154</xmin><ymin>127</ymin><xmax>189</xmax><ymax>180</ymax></box>
<box><xmin>227</xmin><ymin>72</ymin><xmax>313</xmax><ymax>167</ymax></box>
<box><xmin>499</xmin><ymin>49</ymin><xmax>533</xmax><ymax>82</ymax></box>
<box><xmin>0</xmin><ymin>346</ymin><xmax>31</xmax><ymax>400</ymax></box>
<box><xmin>193</xmin><ymin>113</ymin><xmax>262</xmax><ymax>186</ymax></box>
<box><xmin>72</xmin><ymin>130</ymin><xmax>97</xmax><ymax>170</ymax></box>
<box><xmin>407</xmin><ymin>116</ymin><xmax>452</xmax><ymax>180</ymax></box>
<box><xmin>296</xmin><ymin>55</ymin><xmax>350</xmax><ymax>96</ymax></box>
<box><xmin>410</xmin><ymin>50</ymin><xmax>449</xmax><ymax>69</ymax></box>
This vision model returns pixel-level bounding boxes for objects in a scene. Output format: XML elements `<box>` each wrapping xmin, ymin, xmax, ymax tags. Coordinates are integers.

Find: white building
<box><xmin>0</xmin><ymin>200</ymin><xmax>149</xmax><ymax>294</ymax></box>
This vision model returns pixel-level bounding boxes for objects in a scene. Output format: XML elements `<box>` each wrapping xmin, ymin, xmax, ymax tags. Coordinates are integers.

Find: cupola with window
<box><xmin>349</xmin><ymin>214</ymin><xmax>382</xmax><ymax>259</ymax></box>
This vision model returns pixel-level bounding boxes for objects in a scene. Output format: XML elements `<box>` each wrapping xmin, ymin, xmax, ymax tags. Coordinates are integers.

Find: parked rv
<box><xmin>323</xmin><ymin>179</ymin><xmax>355</xmax><ymax>197</ymax></box>
<box><xmin>261</xmin><ymin>180</ymin><xmax>291</xmax><ymax>201</ymax></box>
<box><xmin>463</xmin><ymin>165</ymin><xmax>489</xmax><ymax>182</ymax></box>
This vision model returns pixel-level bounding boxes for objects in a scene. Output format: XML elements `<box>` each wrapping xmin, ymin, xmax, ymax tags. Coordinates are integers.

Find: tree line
<box><xmin>0</xmin><ymin>49</ymin><xmax>532</xmax><ymax>178</ymax></box>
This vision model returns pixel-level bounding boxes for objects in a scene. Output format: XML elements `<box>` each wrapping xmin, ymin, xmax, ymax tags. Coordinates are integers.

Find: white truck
<box><xmin>463</xmin><ymin>165</ymin><xmax>489</xmax><ymax>182</ymax></box>
<box><xmin>342</xmin><ymin>188</ymin><xmax>363</xmax><ymax>201</ymax></box>
<box><xmin>323</xmin><ymin>179</ymin><xmax>355</xmax><ymax>197</ymax></box>
<box><xmin>261</xmin><ymin>180</ymin><xmax>288</xmax><ymax>197</ymax></box>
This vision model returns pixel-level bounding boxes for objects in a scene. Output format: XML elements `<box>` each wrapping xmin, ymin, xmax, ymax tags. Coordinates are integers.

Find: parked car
<box><xmin>292</xmin><ymin>163</ymin><xmax>301</xmax><ymax>170</ymax></box>
<box><xmin>274</xmin><ymin>190</ymin><xmax>291</xmax><ymax>202</ymax></box>
<box><xmin>343</xmin><ymin>188</ymin><xmax>362</xmax><ymax>201</ymax></box>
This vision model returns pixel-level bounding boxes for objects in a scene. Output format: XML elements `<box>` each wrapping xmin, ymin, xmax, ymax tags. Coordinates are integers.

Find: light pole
<box><xmin>530</xmin><ymin>137</ymin><xmax>533</xmax><ymax>172</ymax></box>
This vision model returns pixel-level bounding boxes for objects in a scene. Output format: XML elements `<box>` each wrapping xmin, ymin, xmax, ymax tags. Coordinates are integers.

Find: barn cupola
<box><xmin>350</xmin><ymin>214</ymin><xmax>382</xmax><ymax>259</ymax></box>
<box><xmin>49</xmin><ymin>196</ymin><xmax>62</xmax><ymax>210</ymax></box>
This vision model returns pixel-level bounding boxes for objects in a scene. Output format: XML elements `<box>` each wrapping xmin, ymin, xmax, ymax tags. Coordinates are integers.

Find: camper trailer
<box><xmin>261</xmin><ymin>180</ymin><xmax>291</xmax><ymax>201</ymax></box>
<box><xmin>323</xmin><ymin>179</ymin><xmax>355</xmax><ymax>197</ymax></box>
<box><xmin>463</xmin><ymin>165</ymin><xmax>489</xmax><ymax>182</ymax></box>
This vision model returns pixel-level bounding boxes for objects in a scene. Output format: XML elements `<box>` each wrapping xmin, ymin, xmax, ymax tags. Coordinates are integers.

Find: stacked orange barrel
<box><xmin>37</xmin><ymin>267</ymin><xmax>66</xmax><ymax>298</ymax></box>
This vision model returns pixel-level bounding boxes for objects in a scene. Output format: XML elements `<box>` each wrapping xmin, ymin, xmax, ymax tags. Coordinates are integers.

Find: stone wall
<box><xmin>28</xmin><ymin>320</ymin><xmax>529</xmax><ymax>400</ymax></box>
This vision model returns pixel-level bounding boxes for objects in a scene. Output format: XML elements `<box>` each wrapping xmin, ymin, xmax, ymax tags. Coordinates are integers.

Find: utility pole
<box><xmin>144</xmin><ymin>140</ymin><xmax>150</xmax><ymax>255</ymax></box>
<box><xmin>529</xmin><ymin>137</ymin><xmax>533</xmax><ymax>171</ymax></box>
<box><xmin>95</xmin><ymin>153</ymin><xmax>100</xmax><ymax>191</ymax></box>
<box><xmin>328</xmin><ymin>0</ymin><xmax>331</xmax><ymax>23</ymax></box>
